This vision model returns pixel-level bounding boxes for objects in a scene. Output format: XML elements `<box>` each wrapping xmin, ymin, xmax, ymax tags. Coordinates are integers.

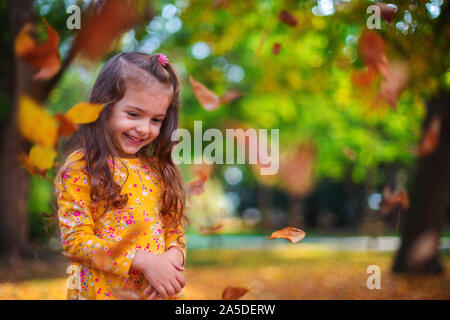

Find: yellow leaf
<box><xmin>18</xmin><ymin>96</ymin><xmax>58</xmax><ymax>148</ymax></box>
<box><xmin>65</xmin><ymin>102</ymin><xmax>104</xmax><ymax>124</ymax></box>
<box><xmin>27</xmin><ymin>144</ymin><xmax>57</xmax><ymax>169</ymax></box>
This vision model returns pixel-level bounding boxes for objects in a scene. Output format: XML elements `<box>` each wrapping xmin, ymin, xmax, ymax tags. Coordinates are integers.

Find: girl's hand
<box><xmin>131</xmin><ymin>250</ymin><xmax>185</xmax><ymax>299</ymax></box>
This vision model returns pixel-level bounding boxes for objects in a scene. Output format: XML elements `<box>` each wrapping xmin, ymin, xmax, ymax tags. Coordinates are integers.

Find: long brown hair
<box><xmin>59</xmin><ymin>52</ymin><xmax>186</xmax><ymax>227</ymax></box>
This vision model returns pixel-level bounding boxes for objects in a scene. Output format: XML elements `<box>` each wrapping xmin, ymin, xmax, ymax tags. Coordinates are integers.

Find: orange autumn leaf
<box><xmin>197</xmin><ymin>209</ymin><xmax>226</xmax><ymax>235</ymax></box>
<box><xmin>416</xmin><ymin>115</ymin><xmax>442</xmax><ymax>156</ymax></box>
<box><xmin>222</xmin><ymin>286</ymin><xmax>249</xmax><ymax>300</ymax></box>
<box><xmin>55</xmin><ymin>114</ymin><xmax>78</xmax><ymax>137</ymax></box>
<box><xmin>342</xmin><ymin>146</ymin><xmax>357</xmax><ymax>161</ymax></box>
<box><xmin>64</xmin><ymin>102</ymin><xmax>104</xmax><ymax>124</ymax></box>
<box><xmin>272</xmin><ymin>43</ymin><xmax>282</xmax><ymax>55</ymax></box>
<box><xmin>189</xmin><ymin>76</ymin><xmax>220</xmax><ymax>111</ymax></box>
<box><xmin>72</xmin><ymin>0</ymin><xmax>148</xmax><ymax>61</ymax></box>
<box><xmin>18</xmin><ymin>96</ymin><xmax>58</xmax><ymax>148</ymax></box>
<box><xmin>352</xmin><ymin>68</ymin><xmax>378</xmax><ymax>88</ymax></box>
<box><xmin>377</xmin><ymin>61</ymin><xmax>410</xmax><ymax>110</ymax></box>
<box><xmin>278</xmin><ymin>143</ymin><xmax>317</xmax><ymax>197</ymax></box>
<box><xmin>278</xmin><ymin>10</ymin><xmax>298</xmax><ymax>27</ymax></box>
<box><xmin>359</xmin><ymin>30</ymin><xmax>389</xmax><ymax>78</ymax></box>
<box><xmin>187</xmin><ymin>164</ymin><xmax>214</xmax><ymax>196</ymax></box>
<box><xmin>266</xmin><ymin>227</ymin><xmax>306</xmax><ymax>243</ymax></box>
<box><xmin>375</xmin><ymin>2</ymin><xmax>397</xmax><ymax>24</ymax></box>
<box><xmin>218</xmin><ymin>90</ymin><xmax>244</xmax><ymax>105</ymax></box>
<box><xmin>14</xmin><ymin>18</ymin><xmax>61</xmax><ymax>80</ymax></box>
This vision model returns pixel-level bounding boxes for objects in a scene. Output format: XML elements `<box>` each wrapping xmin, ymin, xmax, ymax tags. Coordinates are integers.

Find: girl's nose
<box><xmin>135</xmin><ymin>121</ymin><xmax>151</xmax><ymax>137</ymax></box>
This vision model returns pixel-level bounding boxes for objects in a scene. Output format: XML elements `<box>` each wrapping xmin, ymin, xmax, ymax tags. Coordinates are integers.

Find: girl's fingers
<box><xmin>174</xmin><ymin>265</ymin><xmax>184</xmax><ymax>271</ymax></box>
<box><xmin>171</xmin><ymin>279</ymin><xmax>181</xmax><ymax>294</ymax></box>
<box><xmin>146</xmin><ymin>291</ymin><xmax>158</xmax><ymax>300</ymax></box>
<box><xmin>175</xmin><ymin>271</ymin><xmax>186</xmax><ymax>288</ymax></box>
<box><xmin>156</xmin><ymin>285</ymin><xmax>169</xmax><ymax>299</ymax></box>
<box><xmin>164</xmin><ymin>283</ymin><xmax>176</xmax><ymax>297</ymax></box>
<box><xmin>143</xmin><ymin>284</ymin><xmax>154</xmax><ymax>296</ymax></box>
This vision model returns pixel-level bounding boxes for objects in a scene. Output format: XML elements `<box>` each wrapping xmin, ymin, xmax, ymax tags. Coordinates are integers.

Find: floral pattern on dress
<box><xmin>55</xmin><ymin>149</ymin><xmax>186</xmax><ymax>300</ymax></box>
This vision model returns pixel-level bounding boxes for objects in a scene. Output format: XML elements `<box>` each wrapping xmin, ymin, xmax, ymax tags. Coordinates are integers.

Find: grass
<box><xmin>1</xmin><ymin>245</ymin><xmax>449</xmax><ymax>300</ymax></box>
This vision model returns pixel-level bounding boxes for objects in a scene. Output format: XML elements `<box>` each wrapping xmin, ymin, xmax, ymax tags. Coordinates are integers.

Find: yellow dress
<box><xmin>54</xmin><ymin>149</ymin><xmax>186</xmax><ymax>300</ymax></box>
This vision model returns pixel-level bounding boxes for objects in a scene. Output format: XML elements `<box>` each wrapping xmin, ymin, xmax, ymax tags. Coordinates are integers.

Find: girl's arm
<box><xmin>164</xmin><ymin>219</ymin><xmax>186</xmax><ymax>266</ymax></box>
<box><xmin>55</xmin><ymin>155</ymin><xmax>135</xmax><ymax>278</ymax></box>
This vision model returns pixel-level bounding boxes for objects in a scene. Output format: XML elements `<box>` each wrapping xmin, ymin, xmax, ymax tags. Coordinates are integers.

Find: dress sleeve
<box><xmin>165</xmin><ymin>219</ymin><xmax>186</xmax><ymax>266</ymax></box>
<box><xmin>55</xmin><ymin>151</ymin><xmax>135</xmax><ymax>278</ymax></box>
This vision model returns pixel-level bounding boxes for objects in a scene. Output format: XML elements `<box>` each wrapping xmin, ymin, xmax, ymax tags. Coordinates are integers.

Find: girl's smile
<box><xmin>108</xmin><ymin>82</ymin><xmax>173</xmax><ymax>158</ymax></box>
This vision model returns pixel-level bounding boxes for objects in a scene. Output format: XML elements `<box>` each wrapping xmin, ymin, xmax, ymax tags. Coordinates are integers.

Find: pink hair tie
<box><xmin>157</xmin><ymin>54</ymin><xmax>168</xmax><ymax>67</ymax></box>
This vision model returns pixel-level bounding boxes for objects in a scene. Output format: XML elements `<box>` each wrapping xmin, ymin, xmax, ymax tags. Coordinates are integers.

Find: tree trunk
<box><xmin>0</xmin><ymin>0</ymin><xmax>45</xmax><ymax>259</ymax></box>
<box><xmin>392</xmin><ymin>90</ymin><xmax>450</xmax><ymax>274</ymax></box>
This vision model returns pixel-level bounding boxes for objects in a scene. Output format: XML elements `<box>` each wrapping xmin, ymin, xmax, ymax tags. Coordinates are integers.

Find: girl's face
<box><xmin>108</xmin><ymin>82</ymin><xmax>173</xmax><ymax>158</ymax></box>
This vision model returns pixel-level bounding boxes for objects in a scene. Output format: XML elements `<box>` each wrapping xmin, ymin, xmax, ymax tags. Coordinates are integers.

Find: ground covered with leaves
<box><xmin>1</xmin><ymin>245</ymin><xmax>449</xmax><ymax>300</ymax></box>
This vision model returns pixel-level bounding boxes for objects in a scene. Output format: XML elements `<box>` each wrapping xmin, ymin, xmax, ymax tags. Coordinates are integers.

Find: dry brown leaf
<box><xmin>55</xmin><ymin>114</ymin><xmax>78</xmax><ymax>137</ymax></box>
<box><xmin>189</xmin><ymin>76</ymin><xmax>220</xmax><ymax>111</ymax></box>
<box><xmin>375</xmin><ymin>2</ymin><xmax>397</xmax><ymax>24</ymax></box>
<box><xmin>14</xmin><ymin>18</ymin><xmax>61</xmax><ymax>80</ymax></box>
<box><xmin>266</xmin><ymin>227</ymin><xmax>306</xmax><ymax>243</ymax></box>
<box><xmin>278</xmin><ymin>10</ymin><xmax>298</xmax><ymax>27</ymax></box>
<box><xmin>72</xmin><ymin>0</ymin><xmax>148</xmax><ymax>61</ymax></box>
<box><xmin>278</xmin><ymin>143</ymin><xmax>317</xmax><ymax>197</ymax></box>
<box><xmin>219</xmin><ymin>90</ymin><xmax>244</xmax><ymax>105</ymax></box>
<box><xmin>222</xmin><ymin>286</ymin><xmax>249</xmax><ymax>300</ymax></box>
<box><xmin>351</xmin><ymin>68</ymin><xmax>378</xmax><ymax>88</ymax></box>
<box><xmin>342</xmin><ymin>146</ymin><xmax>357</xmax><ymax>161</ymax></box>
<box><xmin>272</xmin><ymin>43</ymin><xmax>282</xmax><ymax>55</ymax></box>
<box><xmin>378</xmin><ymin>61</ymin><xmax>410</xmax><ymax>110</ymax></box>
<box><xmin>360</xmin><ymin>30</ymin><xmax>389</xmax><ymax>78</ymax></box>
<box><xmin>416</xmin><ymin>115</ymin><xmax>442</xmax><ymax>156</ymax></box>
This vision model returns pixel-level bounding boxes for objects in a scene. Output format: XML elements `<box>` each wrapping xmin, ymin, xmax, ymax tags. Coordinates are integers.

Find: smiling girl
<box><xmin>54</xmin><ymin>52</ymin><xmax>187</xmax><ymax>300</ymax></box>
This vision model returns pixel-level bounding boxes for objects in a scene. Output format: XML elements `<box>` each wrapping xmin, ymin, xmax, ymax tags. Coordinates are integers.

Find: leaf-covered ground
<box><xmin>1</xmin><ymin>246</ymin><xmax>449</xmax><ymax>300</ymax></box>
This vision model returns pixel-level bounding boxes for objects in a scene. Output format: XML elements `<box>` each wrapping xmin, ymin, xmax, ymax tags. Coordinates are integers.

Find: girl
<box><xmin>54</xmin><ymin>52</ymin><xmax>187</xmax><ymax>300</ymax></box>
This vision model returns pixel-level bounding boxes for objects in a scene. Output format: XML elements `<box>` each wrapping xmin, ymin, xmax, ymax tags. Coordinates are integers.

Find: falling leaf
<box><xmin>416</xmin><ymin>115</ymin><xmax>442</xmax><ymax>156</ymax></box>
<box><xmin>375</xmin><ymin>2</ymin><xmax>397</xmax><ymax>24</ymax></box>
<box><xmin>21</xmin><ymin>144</ymin><xmax>57</xmax><ymax>171</ymax></box>
<box><xmin>377</xmin><ymin>61</ymin><xmax>410</xmax><ymax>110</ymax></box>
<box><xmin>55</xmin><ymin>114</ymin><xmax>78</xmax><ymax>137</ymax></box>
<box><xmin>278</xmin><ymin>143</ymin><xmax>317</xmax><ymax>197</ymax></box>
<box><xmin>197</xmin><ymin>209</ymin><xmax>226</xmax><ymax>235</ymax></box>
<box><xmin>266</xmin><ymin>227</ymin><xmax>306</xmax><ymax>243</ymax></box>
<box><xmin>18</xmin><ymin>96</ymin><xmax>58</xmax><ymax>148</ymax></box>
<box><xmin>189</xmin><ymin>76</ymin><xmax>220</xmax><ymax>111</ymax></box>
<box><xmin>278</xmin><ymin>10</ymin><xmax>298</xmax><ymax>27</ymax></box>
<box><xmin>72</xmin><ymin>0</ymin><xmax>149</xmax><ymax>61</ymax></box>
<box><xmin>219</xmin><ymin>90</ymin><xmax>244</xmax><ymax>105</ymax></box>
<box><xmin>187</xmin><ymin>178</ymin><xmax>207</xmax><ymax>196</ymax></box>
<box><xmin>351</xmin><ymin>68</ymin><xmax>378</xmax><ymax>88</ymax></box>
<box><xmin>222</xmin><ymin>286</ymin><xmax>249</xmax><ymax>300</ymax></box>
<box><xmin>359</xmin><ymin>30</ymin><xmax>389</xmax><ymax>78</ymax></box>
<box><xmin>342</xmin><ymin>146</ymin><xmax>357</xmax><ymax>161</ymax></box>
<box><xmin>272</xmin><ymin>43</ymin><xmax>282</xmax><ymax>55</ymax></box>
<box><xmin>254</xmin><ymin>28</ymin><xmax>270</xmax><ymax>59</ymax></box>
<box><xmin>64</xmin><ymin>102</ymin><xmax>105</xmax><ymax>124</ymax></box>
<box><xmin>14</xmin><ymin>18</ymin><xmax>61</xmax><ymax>80</ymax></box>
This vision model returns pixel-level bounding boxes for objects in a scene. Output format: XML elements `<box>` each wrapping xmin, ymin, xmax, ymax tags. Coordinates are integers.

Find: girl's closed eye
<box><xmin>127</xmin><ymin>112</ymin><xmax>139</xmax><ymax>118</ymax></box>
<box><xmin>152</xmin><ymin>118</ymin><xmax>163</xmax><ymax>123</ymax></box>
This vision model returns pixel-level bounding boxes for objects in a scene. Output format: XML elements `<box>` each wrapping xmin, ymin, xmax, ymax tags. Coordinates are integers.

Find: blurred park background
<box><xmin>0</xmin><ymin>0</ymin><xmax>449</xmax><ymax>299</ymax></box>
